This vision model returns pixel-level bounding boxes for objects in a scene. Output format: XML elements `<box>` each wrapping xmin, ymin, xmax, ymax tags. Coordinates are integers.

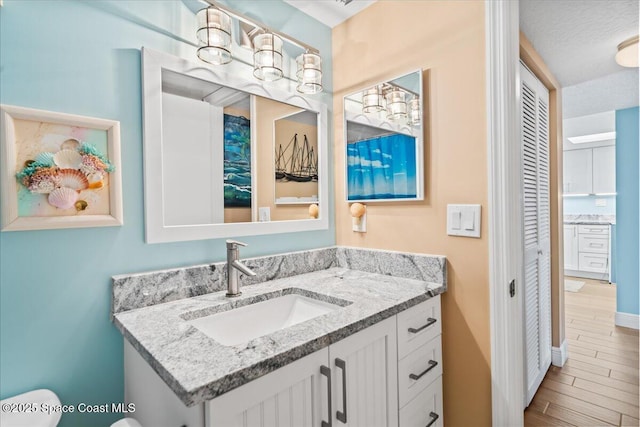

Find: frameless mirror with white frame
<box><xmin>344</xmin><ymin>70</ymin><xmax>424</xmax><ymax>202</ymax></box>
<box><xmin>141</xmin><ymin>48</ymin><xmax>328</xmax><ymax>243</ymax></box>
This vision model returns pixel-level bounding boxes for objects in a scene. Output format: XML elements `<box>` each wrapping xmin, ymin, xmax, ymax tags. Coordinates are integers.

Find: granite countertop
<box><xmin>564</xmin><ymin>214</ymin><xmax>616</xmax><ymax>225</ymax></box>
<box><xmin>114</xmin><ymin>266</ymin><xmax>444</xmax><ymax>407</ymax></box>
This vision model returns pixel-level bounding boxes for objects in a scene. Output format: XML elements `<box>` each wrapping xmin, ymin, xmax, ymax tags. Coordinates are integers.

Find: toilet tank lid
<box><xmin>0</xmin><ymin>389</ymin><xmax>62</xmax><ymax>427</ymax></box>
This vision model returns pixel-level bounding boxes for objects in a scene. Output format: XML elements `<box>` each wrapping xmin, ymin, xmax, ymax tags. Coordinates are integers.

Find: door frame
<box><xmin>486</xmin><ymin>1</ymin><xmax>566</xmax><ymax>425</ymax></box>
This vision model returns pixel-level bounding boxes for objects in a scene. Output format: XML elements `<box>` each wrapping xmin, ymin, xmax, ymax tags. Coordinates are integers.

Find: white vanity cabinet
<box><xmin>206</xmin><ymin>317</ymin><xmax>398</xmax><ymax>427</ymax></box>
<box><xmin>125</xmin><ymin>296</ymin><xmax>443</xmax><ymax>427</ymax></box>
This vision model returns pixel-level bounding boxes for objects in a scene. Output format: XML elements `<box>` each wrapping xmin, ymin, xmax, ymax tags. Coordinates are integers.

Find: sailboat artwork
<box><xmin>275</xmin><ymin>133</ymin><xmax>318</xmax><ymax>183</ymax></box>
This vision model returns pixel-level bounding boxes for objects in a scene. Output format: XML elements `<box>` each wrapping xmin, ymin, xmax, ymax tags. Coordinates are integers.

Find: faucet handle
<box><xmin>226</xmin><ymin>239</ymin><xmax>248</xmax><ymax>249</ymax></box>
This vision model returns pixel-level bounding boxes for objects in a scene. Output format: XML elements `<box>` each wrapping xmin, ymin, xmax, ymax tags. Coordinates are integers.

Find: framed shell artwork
<box><xmin>0</xmin><ymin>105</ymin><xmax>123</xmax><ymax>231</ymax></box>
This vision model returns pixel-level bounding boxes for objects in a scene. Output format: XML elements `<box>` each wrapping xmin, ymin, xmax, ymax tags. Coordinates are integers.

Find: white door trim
<box><xmin>485</xmin><ymin>1</ymin><xmax>525</xmax><ymax>425</ymax></box>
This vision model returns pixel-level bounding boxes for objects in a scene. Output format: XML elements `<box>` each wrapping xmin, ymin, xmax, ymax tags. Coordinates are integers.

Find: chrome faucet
<box><xmin>226</xmin><ymin>240</ymin><xmax>257</xmax><ymax>297</ymax></box>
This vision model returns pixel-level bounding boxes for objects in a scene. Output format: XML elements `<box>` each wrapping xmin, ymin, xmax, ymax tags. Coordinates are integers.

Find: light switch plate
<box><xmin>447</xmin><ymin>204</ymin><xmax>481</xmax><ymax>238</ymax></box>
<box><xmin>258</xmin><ymin>207</ymin><xmax>271</xmax><ymax>222</ymax></box>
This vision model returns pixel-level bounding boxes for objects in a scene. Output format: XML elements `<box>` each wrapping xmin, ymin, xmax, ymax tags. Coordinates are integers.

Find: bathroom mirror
<box><xmin>343</xmin><ymin>70</ymin><xmax>424</xmax><ymax>202</ymax></box>
<box><xmin>142</xmin><ymin>48</ymin><xmax>328</xmax><ymax>243</ymax></box>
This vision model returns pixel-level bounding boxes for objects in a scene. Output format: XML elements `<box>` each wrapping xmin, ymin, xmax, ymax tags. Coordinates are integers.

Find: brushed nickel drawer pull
<box><xmin>409</xmin><ymin>360</ymin><xmax>438</xmax><ymax>380</ymax></box>
<box><xmin>320</xmin><ymin>365</ymin><xmax>332</xmax><ymax>427</ymax></box>
<box><xmin>408</xmin><ymin>317</ymin><xmax>437</xmax><ymax>334</ymax></box>
<box><xmin>335</xmin><ymin>358</ymin><xmax>347</xmax><ymax>423</ymax></box>
<box><xmin>425</xmin><ymin>411</ymin><xmax>440</xmax><ymax>427</ymax></box>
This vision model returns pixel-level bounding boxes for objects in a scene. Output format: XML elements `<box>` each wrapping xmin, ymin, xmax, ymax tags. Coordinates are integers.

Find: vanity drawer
<box><xmin>578</xmin><ymin>224</ymin><xmax>609</xmax><ymax>236</ymax></box>
<box><xmin>398</xmin><ymin>336</ymin><xmax>442</xmax><ymax>408</ymax></box>
<box><xmin>578</xmin><ymin>253</ymin><xmax>609</xmax><ymax>273</ymax></box>
<box><xmin>399</xmin><ymin>376</ymin><xmax>443</xmax><ymax>427</ymax></box>
<box><xmin>397</xmin><ymin>295</ymin><xmax>441</xmax><ymax>358</ymax></box>
<box><xmin>578</xmin><ymin>235</ymin><xmax>608</xmax><ymax>254</ymax></box>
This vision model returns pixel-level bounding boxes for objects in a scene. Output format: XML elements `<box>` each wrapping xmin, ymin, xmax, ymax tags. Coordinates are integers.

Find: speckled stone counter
<box><xmin>564</xmin><ymin>214</ymin><xmax>615</xmax><ymax>225</ymax></box>
<box><xmin>112</xmin><ymin>247</ymin><xmax>446</xmax><ymax>407</ymax></box>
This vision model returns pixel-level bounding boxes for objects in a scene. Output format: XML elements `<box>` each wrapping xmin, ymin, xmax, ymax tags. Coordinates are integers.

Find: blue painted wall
<box><xmin>615</xmin><ymin>107</ymin><xmax>639</xmax><ymax>316</ymax></box>
<box><xmin>0</xmin><ymin>1</ymin><xmax>333</xmax><ymax>426</ymax></box>
<box><xmin>563</xmin><ymin>195</ymin><xmax>616</xmax><ymax>215</ymax></box>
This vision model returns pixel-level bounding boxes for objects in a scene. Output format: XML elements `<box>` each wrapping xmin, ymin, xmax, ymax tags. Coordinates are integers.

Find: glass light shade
<box><xmin>615</xmin><ymin>35</ymin><xmax>639</xmax><ymax>67</ymax></box>
<box><xmin>253</xmin><ymin>33</ymin><xmax>284</xmax><ymax>81</ymax></box>
<box><xmin>385</xmin><ymin>89</ymin><xmax>407</xmax><ymax>120</ymax></box>
<box><xmin>296</xmin><ymin>52</ymin><xmax>323</xmax><ymax>94</ymax></box>
<box><xmin>362</xmin><ymin>86</ymin><xmax>384</xmax><ymax>113</ymax></box>
<box><xmin>196</xmin><ymin>7</ymin><xmax>232</xmax><ymax>65</ymax></box>
<box><xmin>409</xmin><ymin>97</ymin><xmax>421</xmax><ymax>126</ymax></box>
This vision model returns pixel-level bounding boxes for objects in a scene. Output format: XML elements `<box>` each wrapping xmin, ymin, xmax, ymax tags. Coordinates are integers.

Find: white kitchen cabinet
<box><xmin>564</xmin><ymin>149</ymin><xmax>592</xmax><ymax>194</ymax></box>
<box><xmin>563</xmin><ymin>225</ymin><xmax>579</xmax><ymax>271</ymax></box>
<box><xmin>565</xmin><ymin>224</ymin><xmax>611</xmax><ymax>281</ymax></box>
<box><xmin>592</xmin><ymin>146</ymin><xmax>616</xmax><ymax>194</ymax></box>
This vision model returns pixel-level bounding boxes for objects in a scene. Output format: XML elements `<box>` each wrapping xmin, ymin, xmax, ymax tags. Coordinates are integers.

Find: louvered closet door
<box><xmin>520</xmin><ymin>62</ymin><xmax>552</xmax><ymax>406</ymax></box>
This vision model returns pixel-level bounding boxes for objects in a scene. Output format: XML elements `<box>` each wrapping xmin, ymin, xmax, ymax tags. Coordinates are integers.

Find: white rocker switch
<box><xmin>447</xmin><ymin>204</ymin><xmax>481</xmax><ymax>238</ymax></box>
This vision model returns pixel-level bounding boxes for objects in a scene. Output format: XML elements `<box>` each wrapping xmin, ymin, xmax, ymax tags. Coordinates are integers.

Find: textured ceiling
<box><xmin>520</xmin><ymin>0</ymin><xmax>639</xmax><ymax>87</ymax></box>
<box><xmin>282</xmin><ymin>0</ymin><xmax>376</xmax><ymax>28</ymax></box>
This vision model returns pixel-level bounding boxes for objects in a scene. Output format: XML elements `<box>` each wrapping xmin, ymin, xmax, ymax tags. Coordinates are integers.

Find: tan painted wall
<box><xmin>333</xmin><ymin>2</ymin><xmax>491</xmax><ymax>425</ymax></box>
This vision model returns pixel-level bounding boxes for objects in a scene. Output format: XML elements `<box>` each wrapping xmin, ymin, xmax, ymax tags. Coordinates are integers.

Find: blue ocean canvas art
<box><xmin>223</xmin><ymin>114</ymin><xmax>251</xmax><ymax>208</ymax></box>
<box><xmin>347</xmin><ymin>133</ymin><xmax>417</xmax><ymax>200</ymax></box>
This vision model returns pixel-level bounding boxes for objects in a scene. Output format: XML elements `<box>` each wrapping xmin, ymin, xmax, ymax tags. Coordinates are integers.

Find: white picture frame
<box><xmin>0</xmin><ymin>104</ymin><xmax>123</xmax><ymax>231</ymax></box>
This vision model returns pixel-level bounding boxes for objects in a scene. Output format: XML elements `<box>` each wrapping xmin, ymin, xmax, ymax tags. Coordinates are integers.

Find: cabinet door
<box><xmin>564</xmin><ymin>149</ymin><xmax>593</xmax><ymax>194</ymax></box>
<box><xmin>592</xmin><ymin>146</ymin><xmax>615</xmax><ymax>194</ymax></box>
<box><xmin>329</xmin><ymin>316</ymin><xmax>398</xmax><ymax>427</ymax></box>
<box><xmin>206</xmin><ymin>348</ymin><xmax>329</xmax><ymax>427</ymax></box>
<box><xmin>563</xmin><ymin>225</ymin><xmax>579</xmax><ymax>270</ymax></box>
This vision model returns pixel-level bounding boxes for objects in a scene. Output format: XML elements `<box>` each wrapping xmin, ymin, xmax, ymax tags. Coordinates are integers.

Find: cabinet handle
<box><xmin>409</xmin><ymin>360</ymin><xmax>438</xmax><ymax>381</ymax></box>
<box><xmin>320</xmin><ymin>365</ymin><xmax>332</xmax><ymax>427</ymax></box>
<box><xmin>335</xmin><ymin>358</ymin><xmax>347</xmax><ymax>423</ymax></box>
<box><xmin>425</xmin><ymin>411</ymin><xmax>440</xmax><ymax>427</ymax></box>
<box><xmin>408</xmin><ymin>317</ymin><xmax>437</xmax><ymax>334</ymax></box>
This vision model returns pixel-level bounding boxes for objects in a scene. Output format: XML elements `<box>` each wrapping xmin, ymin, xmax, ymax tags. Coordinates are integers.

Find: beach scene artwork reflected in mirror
<box><xmin>344</xmin><ymin>70</ymin><xmax>424</xmax><ymax>202</ymax></box>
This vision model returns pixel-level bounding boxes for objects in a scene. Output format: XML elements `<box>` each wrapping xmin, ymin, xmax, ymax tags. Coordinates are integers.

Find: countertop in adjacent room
<box><xmin>564</xmin><ymin>214</ymin><xmax>616</xmax><ymax>225</ymax></box>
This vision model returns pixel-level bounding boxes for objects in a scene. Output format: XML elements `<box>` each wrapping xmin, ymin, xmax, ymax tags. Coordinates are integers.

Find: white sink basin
<box><xmin>188</xmin><ymin>294</ymin><xmax>343</xmax><ymax>346</ymax></box>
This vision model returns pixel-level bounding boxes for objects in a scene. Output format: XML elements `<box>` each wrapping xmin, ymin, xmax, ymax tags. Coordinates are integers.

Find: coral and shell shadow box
<box><xmin>0</xmin><ymin>105</ymin><xmax>123</xmax><ymax>231</ymax></box>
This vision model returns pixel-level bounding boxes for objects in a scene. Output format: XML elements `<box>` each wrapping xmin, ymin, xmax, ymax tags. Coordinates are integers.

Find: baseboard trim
<box><xmin>565</xmin><ymin>269</ymin><xmax>610</xmax><ymax>282</ymax></box>
<box><xmin>615</xmin><ymin>312</ymin><xmax>640</xmax><ymax>330</ymax></box>
<box><xmin>551</xmin><ymin>340</ymin><xmax>568</xmax><ymax>367</ymax></box>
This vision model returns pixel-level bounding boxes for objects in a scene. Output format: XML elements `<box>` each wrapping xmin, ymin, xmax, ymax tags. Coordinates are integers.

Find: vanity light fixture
<box><xmin>362</xmin><ymin>86</ymin><xmax>385</xmax><ymax>113</ymax></box>
<box><xmin>385</xmin><ymin>88</ymin><xmax>408</xmax><ymax>121</ymax></box>
<box><xmin>408</xmin><ymin>97</ymin><xmax>421</xmax><ymax>127</ymax></box>
<box><xmin>615</xmin><ymin>35</ymin><xmax>639</xmax><ymax>68</ymax></box>
<box><xmin>196</xmin><ymin>7</ymin><xmax>233</xmax><ymax>65</ymax></box>
<box><xmin>253</xmin><ymin>32</ymin><xmax>284</xmax><ymax>81</ymax></box>
<box><xmin>296</xmin><ymin>52</ymin><xmax>323</xmax><ymax>94</ymax></box>
<box><xmin>196</xmin><ymin>1</ymin><xmax>324</xmax><ymax>92</ymax></box>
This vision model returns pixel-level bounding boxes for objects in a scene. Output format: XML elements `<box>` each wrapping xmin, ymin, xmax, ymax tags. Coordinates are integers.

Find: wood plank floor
<box><xmin>525</xmin><ymin>278</ymin><xmax>640</xmax><ymax>427</ymax></box>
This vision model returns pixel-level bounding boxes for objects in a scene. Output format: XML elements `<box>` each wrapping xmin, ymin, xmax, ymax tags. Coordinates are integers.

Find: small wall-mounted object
<box><xmin>0</xmin><ymin>104</ymin><xmax>123</xmax><ymax>231</ymax></box>
<box><xmin>258</xmin><ymin>207</ymin><xmax>271</xmax><ymax>222</ymax></box>
<box><xmin>350</xmin><ymin>203</ymin><xmax>367</xmax><ymax>233</ymax></box>
<box><xmin>309</xmin><ymin>204</ymin><xmax>319</xmax><ymax>219</ymax></box>
<box><xmin>447</xmin><ymin>204</ymin><xmax>481</xmax><ymax>238</ymax></box>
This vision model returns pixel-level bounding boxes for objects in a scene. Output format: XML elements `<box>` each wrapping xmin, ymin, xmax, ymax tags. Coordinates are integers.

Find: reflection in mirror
<box><xmin>159</xmin><ymin>70</ymin><xmax>321</xmax><ymax>226</ymax></box>
<box><xmin>274</xmin><ymin>110</ymin><xmax>318</xmax><ymax>205</ymax></box>
<box><xmin>344</xmin><ymin>70</ymin><xmax>424</xmax><ymax>202</ymax></box>
<box><xmin>142</xmin><ymin>48</ymin><xmax>328</xmax><ymax>243</ymax></box>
